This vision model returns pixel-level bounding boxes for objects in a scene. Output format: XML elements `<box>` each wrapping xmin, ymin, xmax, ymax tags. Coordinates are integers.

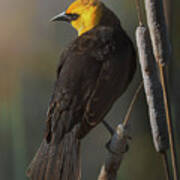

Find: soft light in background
<box><xmin>0</xmin><ymin>0</ymin><xmax>179</xmax><ymax>179</ymax></box>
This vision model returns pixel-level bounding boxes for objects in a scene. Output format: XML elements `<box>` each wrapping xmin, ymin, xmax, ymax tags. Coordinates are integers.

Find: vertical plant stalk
<box><xmin>123</xmin><ymin>82</ymin><xmax>143</xmax><ymax>127</ymax></box>
<box><xmin>144</xmin><ymin>0</ymin><xmax>179</xmax><ymax>179</ymax></box>
<box><xmin>144</xmin><ymin>0</ymin><xmax>170</xmax><ymax>66</ymax></box>
<box><xmin>162</xmin><ymin>0</ymin><xmax>172</xmax><ymax>32</ymax></box>
<box><xmin>159</xmin><ymin>63</ymin><xmax>178</xmax><ymax>180</ymax></box>
<box><xmin>136</xmin><ymin>26</ymin><xmax>170</xmax><ymax>179</ymax></box>
<box><xmin>162</xmin><ymin>151</ymin><xmax>172</xmax><ymax>180</ymax></box>
<box><xmin>98</xmin><ymin>124</ymin><xmax>129</xmax><ymax>180</ymax></box>
<box><xmin>136</xmin><ymin>26</ymin><xmax>169</xmax><ymax>153</ymax></box>
<box><xmin>98</xmin><ymin>82</ymin><xmax>142</xmax><ymax>180</ymax></box>
<box><xmin>135</xmin><ymin>0</ymin><xmax>143</xmax><ymax>26</ymax></box>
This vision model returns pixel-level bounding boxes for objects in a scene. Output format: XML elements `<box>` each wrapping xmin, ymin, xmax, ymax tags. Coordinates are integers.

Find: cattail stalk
<box><xmin>144</xmin><ymin>0</ymin><xmax>179</xmax><ymax>179</ymax></box>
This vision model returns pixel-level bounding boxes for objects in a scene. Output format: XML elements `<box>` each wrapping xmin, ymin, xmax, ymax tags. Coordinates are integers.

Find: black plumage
<box><xmin>27</xmin><ymin>2</ymin><xmax>136</xmax><ymax>180</ymax></box>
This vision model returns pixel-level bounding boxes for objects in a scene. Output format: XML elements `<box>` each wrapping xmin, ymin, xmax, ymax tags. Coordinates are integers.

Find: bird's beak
<box><xmin>50</xmin><ymin>12</ymin><xmax>79</xmax><ymax>22</ymax></box>
<box><xmin>50</xmin><ymin>12</ymin><xmax>70</xmax><ymax>22</ymax></box>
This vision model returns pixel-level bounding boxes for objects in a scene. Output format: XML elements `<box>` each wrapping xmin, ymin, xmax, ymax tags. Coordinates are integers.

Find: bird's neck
<box><xmin>98</xmin><ymin>4</ymin><xmax>121</xmax><ymax>28</ymax></box>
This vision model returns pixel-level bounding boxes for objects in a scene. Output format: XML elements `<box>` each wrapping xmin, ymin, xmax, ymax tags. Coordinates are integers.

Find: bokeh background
<box><xmin>0</xmin><ymin>0</ymin><xmax>179</xmax><ymax>179</ymax></box>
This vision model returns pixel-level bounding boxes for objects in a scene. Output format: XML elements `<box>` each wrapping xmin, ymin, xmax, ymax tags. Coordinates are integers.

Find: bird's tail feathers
<box><xmin>26</xmin><ymin>126</ymin><xmax>81</xmax><ymax>180</ymax></box>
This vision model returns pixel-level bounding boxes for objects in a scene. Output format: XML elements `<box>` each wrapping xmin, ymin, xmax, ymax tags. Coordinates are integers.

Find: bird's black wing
<box><xmin>45</xmin><ymin>49</ymin><xmax>67</xmax><ymax>142</ymax></box>
<box><xmin>45</xmin><ymin>26</ymin><xmax>135</xmax><ymax>141</ymax></box>
<box><xmin>78</xmin><ymin>26</ymin><xmax>136</xmax><ymax>138</ymax></box>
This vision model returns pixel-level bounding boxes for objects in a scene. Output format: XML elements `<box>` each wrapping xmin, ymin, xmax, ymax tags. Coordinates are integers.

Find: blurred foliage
<box><xmin>0</xmin><ymin>0</ymin><xmax>179</xmax><ymax>179</ymax></box>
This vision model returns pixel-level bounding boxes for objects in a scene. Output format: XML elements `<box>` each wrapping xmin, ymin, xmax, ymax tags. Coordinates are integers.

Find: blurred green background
<box><xmin>0</xmin><ymin>0</ymin><xmax>179</xmax><ymax>179</ymax></box>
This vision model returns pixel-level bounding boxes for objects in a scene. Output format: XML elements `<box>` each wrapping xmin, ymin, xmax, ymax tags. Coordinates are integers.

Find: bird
<box><xmin>27</xmin><ymin>0</ymin><xmax>136</xmax><ymax>179</ymax></box>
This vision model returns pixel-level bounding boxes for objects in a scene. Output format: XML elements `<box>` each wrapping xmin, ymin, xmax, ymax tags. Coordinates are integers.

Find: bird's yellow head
<box><xmin>50</xmin><ymin>0</ymin><xmax>102</xmax><ymax>36</ymax></box>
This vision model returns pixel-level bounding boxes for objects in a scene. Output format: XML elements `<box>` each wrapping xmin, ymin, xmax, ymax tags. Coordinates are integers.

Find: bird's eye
<box><xmin>68</xmin><ymin>13</ymin><xmax>80</xmax><ymax>21</ymax></box>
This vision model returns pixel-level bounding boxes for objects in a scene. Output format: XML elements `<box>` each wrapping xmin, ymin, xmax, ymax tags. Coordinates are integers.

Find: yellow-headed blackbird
<box><xmin>27</xmin><ymin>0</ymin><xmax>136</xmax><ymax>179</ymax></box>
